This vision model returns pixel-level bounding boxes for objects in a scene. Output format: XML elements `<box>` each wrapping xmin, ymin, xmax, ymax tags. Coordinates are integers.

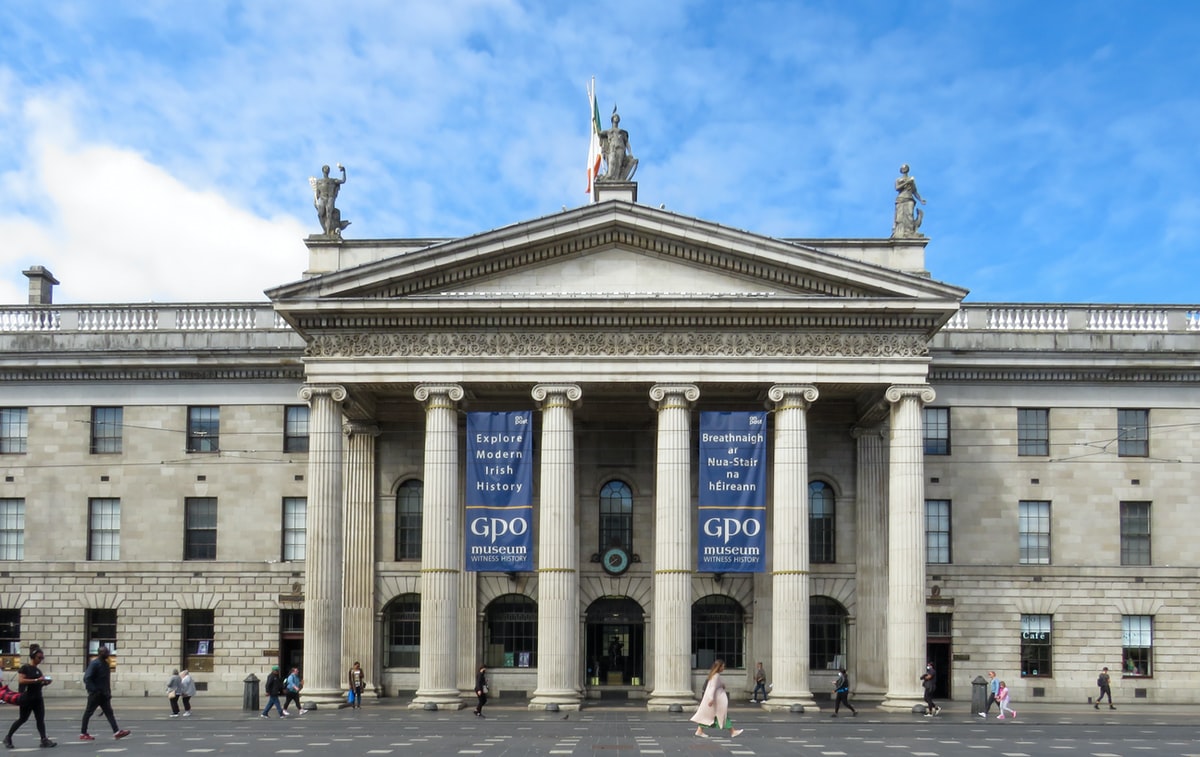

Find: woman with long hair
<box><xmin>688</xmin><ymin>659</ymin><xmax>743</xmax><ymax>738</ymax></box>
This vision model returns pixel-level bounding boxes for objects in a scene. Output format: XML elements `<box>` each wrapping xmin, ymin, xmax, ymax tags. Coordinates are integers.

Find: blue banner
<box><xmin>698</xmin><ymin>411</ymin><xmax>768</xmax><ymax>573</ymax></box>
<box><xmin>465</xmin><ymin>411</ymin><xmax>533</xmax><ymax>572</ymax></box>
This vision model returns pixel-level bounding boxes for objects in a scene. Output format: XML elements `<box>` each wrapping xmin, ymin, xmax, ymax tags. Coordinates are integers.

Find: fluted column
<box><xmin>881</xmin><ymin>385</ymin><xmax>935</xmax><ymax>710</ymax></box>
<box><xmin>853</xmin><ymin>423</ymin><xmax>889</xmax><ymax>698</ymax></box>
<box><xmin>410</xmin><ymin>384</ymin><xmax>465</xmax><ymax>709</ymax></box>
<box><xmin>763</xmin><ymin>385</ymin><xmax>818</xmax><ymax>712</ymax></box>
<box><xmin>529</xmin><ymin>384</ymin><xmax>583</xmax><ymax>711</ymax></box>
<box><xmin>298</xmin><ymin>384</ymin><xmax>347</xmax><ymax>702</ymax></box>
<box><xmin>342</xmin><ymin>420</ymin><xmax>380</xmax><ymax>700</ymax></box>
<box><xmin>646</xmin><ymin>384</ymin><xmax>699</xmax><ymax>711</ymax></box>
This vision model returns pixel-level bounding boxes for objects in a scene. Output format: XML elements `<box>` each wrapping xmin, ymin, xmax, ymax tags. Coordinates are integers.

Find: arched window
<box><xmin>598</xmin><ymin>480</ymin><xmax>633</xmax><ymax>554</ymax></box>
<box><xmin>691</xmin><ymin>595</ymin><xmax>745</xmax><ymax>669</ymax></box>
<box><xmin>484</xmin><ymin>594</ymin><xmax>538</xmax><ymax>668</ymax></box>
<box><xmin>809</xmin><ymin>481</ymin><xmax>835</xmax><ymax>563</ymax></box>
<box><xmin>809</xmin><ymin>596</ymin><xmax>848</xmax><ymax>671</ymax></box>
<box><xmin>383</xmin><ymin>593</ymin><xmax>420</xmax><ymax>668</ymax></box>
<box><xmin>394</xmin><ymin>479</ymin><xmax>422</xmax><ymax>561</ymax></box>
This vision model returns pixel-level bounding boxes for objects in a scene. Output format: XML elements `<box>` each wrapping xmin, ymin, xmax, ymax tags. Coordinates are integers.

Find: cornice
<box><xmin>928</xmin><ymin>367</ymin><xmax>1200</xmax><ymax>384</ymax></box>
<box><xmin>0</xmin><ymin>366</ymin><xmax>305</xmax><ymax>383</ymax></box>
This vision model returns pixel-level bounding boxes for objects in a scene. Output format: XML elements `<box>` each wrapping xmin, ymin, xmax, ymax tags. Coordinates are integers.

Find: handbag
<box><xmin>167</xmin><ymin>690</ymin><xmax>177</xmax><ymax>699</ymax></box>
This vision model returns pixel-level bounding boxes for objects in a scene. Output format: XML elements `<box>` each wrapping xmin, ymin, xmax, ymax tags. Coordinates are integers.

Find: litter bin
<box><xmin>971</xmin><ymin>675</ymin><xmax>988</xmax><ymax>715</ymax></box>
<box><xmin>243</xmin><ymin>673</ymin><xmax>260</xmax><ymax>711</ymax></box>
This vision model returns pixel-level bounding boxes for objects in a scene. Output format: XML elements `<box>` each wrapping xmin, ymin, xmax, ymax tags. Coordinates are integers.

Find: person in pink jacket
<box><xmin>689</xmin><ymin>660</ymin><xmax>743</xmax><ymax>739</ymax></box>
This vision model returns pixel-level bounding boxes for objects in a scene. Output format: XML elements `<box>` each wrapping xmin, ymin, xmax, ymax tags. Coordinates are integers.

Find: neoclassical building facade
<box><xmin>1</xmin><ymin>182</ymin><xmax>1198</xmax><ymax>708</ymax></box>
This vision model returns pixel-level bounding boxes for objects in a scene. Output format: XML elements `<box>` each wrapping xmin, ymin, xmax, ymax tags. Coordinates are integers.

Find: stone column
<box><xmin>646</xmin><ymin>384</ymin><xmax>699</xmax><ymax>711</ymax></box>
<box><xmin>881</xmin><ymin>385</ymin><xmax>935</xmax><ymax>710</ymax></box>
<box><xmin>410</xmin><ymin>384</ymin><xmax>465</xmax><ymax>709</ymax></box>
<box><xmin>529</xmin><ymin>384</ymin><xmax>583</xmax><ymax>711</ymax></box>
<box><xmin>852</xmin><ymin>423</ymin><xmax>889</xmax><ymax>698</ymax></box>
<box><xmin>763</xmin><ymin>385</ymin><xmax>818</xmax><ymax>712</ymax></box>
<box><xmin>298</xmin><ymin>384</ymin><xmax>347</xmax><ymax>702</ymax></box>
<box><xmin>342</xmin><ymin>420</ymin><xmax>380</xmax><ymax>699</ymax></box>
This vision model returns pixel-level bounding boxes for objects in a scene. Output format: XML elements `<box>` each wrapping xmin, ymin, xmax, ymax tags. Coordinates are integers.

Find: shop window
<box><xmin>183</xmin><ymin>609</ymin><xmax>215</xmax><ymax>673</ymax></box>
<box><xmin>1020</xmin><ymin>614</ymin><xmax>1052</xmax><ymax>677</ymax></box>
<box><xmin>1122</xmin><ymin>615</ymin><xmax>1152</xmax><ymax>677</ymax></box>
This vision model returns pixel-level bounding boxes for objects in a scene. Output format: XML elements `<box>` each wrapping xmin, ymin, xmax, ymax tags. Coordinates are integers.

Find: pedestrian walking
<box><xmin>473</xmin><ymin>665</ymin><xmax>488</xmax><ymax>717</ymax></box>
<box><xmin>751</xmin><ymin>662</ymin><xmax>768</xmax><ymax>703</ymax></box>
<box><xmin>260</xmin><ymin>665</ymin><xmax>287</xmax><ymax>718</ymax></box>
<box><xmin>1094</xmin><ymin>666</ymin><xmax>1116</xmax><ymax>709</ymax></box>
<box><xmin>166</xmin><ymin>669</ymin><xmax>182</xmax><ymax>717</ymax></box>
<box><xmin>347</xmin><ymin>661</ymin><xmax>366</xmax><ymax>709</ymax></box>
<box><xmin>831</xmin><ymin>667</ymin><xmax>857</xmax><ymax>717</ymax></box>
<box><xmin>920</xmin><ymin>662</ymin><xmax>940</xmax><ymax>716</ymax></box>
<box><xmin>3</xmin><ymin>643</ymin><xmax>55</xmax><ymax>749</ymax></box>
<box><xmin>179</xmin><ymin>670</ymin><xmax>196</xmax><ymax>716</ymax></box>
<box><xmin>79</xmin><ymin>647</ymin><xmax>131</xmax><ymax>741</ymax></box>
<box><xmin>979</xmin><ymin>670</ymin><xmax>1000</xmax><ymax>718</ymax></box>
<box><xmin>689</xmin><ymin>659</ymin><xmax>743</xmax><ymax>738</ymax></box>
<box><xmin>996</xmin><ymin>681</ymin><xmax>1016</xmax><ymax>719</ymax></box>
<box><xmin>282</xmin><ymin>667</ymin><xmax>306</xmax><ymax>714</ymax></box>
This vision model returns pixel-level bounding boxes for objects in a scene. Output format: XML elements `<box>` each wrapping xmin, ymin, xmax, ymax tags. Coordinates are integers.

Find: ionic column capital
<box><xmin>850</xmin><ymin>423</ymin><xmax>888</xmax><ymax>441</ymax></box>
<box><xmin>299</xmin><ymin>384</ymin><xmax>347</xmax><ymax>404</ymax></box>
<box><xmin>413</xmin><ymin>384</ymin><xmax>464</xmax><ymax>405</ymax></box>
<box><xmin>531</xmin><ymin>384</ymin><xmax>582</xmax><ymax>407</ymax></box>
<box><xmin>343</xmin><ymin>420</ymin><xmax>380</xmax><ymax>439</ymax></box>
<box><xmin>885</xmin><ymin>384</ymin><xmax>936</xmax><ymax>405</ymax></box>
<box><xmin>767</xmin><ymin>384</ymin><xmax>819</xmax><ymax>410</ymax></box>
<box><xmin>648</xmin><ymin>383</ymin><xmax>699</xmax><ymax>410</ymax></box>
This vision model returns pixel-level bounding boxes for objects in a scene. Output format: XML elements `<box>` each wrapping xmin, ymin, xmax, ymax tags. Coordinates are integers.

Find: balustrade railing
<box><xmin>0</xmin><ymin>304</ymin><xmax>291</xmax><ymax>333</ymax></box>
<box><xmin>942</xmin><ymin>305</ymin><xmax>1198</xmax><ymax>334</ymax></box>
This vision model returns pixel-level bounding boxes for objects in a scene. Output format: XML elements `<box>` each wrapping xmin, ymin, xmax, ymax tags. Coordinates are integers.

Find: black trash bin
<box><xmin>971</xmin><ymin>675</ymin><xmax>988</xmax><ymax>715</ymax></box>
<box><xmin>243</xmin><ymin>673</ymin><xmax>260</xmax><ymax>711</ymax></box>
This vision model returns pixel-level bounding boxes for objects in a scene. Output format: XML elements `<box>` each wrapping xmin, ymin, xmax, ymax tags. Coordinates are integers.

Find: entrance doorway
<box><xmin>926</xmin><ymin>612</ymin><xmax>952</xmax><ymax>700</ymax></box>
<box><xmin>280</xmin><ymin>609</ymin><xmax>304</xmax><ymax>673</ymax></box>
<box><xmin>585</xmin><ymin>598</ymin><xmax>644</xmax><ymax>686</ymax></box>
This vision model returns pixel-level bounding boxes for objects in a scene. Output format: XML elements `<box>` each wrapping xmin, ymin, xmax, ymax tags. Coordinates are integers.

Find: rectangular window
<box><xmin>923</xmin><ymin>407</ymin><xmax>950</xmax><ymax>455</ymax></box>
<box><xmin>283</xmin><ymin>406</ymin><xmax>310</xmax><ymax>453</ymax></box>
<box><xmin>1122</xmin><ymin>615</ymin><xmax>1152</xmax><ymax>677</ymax></box>
<box><xmin>1017</xmin><ymin>408</ymin><xmax>1049</xmax><ymax>456</ymax></box>
<box><xmin>0</xmin><ymin>408</ymin><xmax>28</xmax><ymax>454</ymax></box>
<box><xmin>183</xmin><ymin>609</ymin><xmax>215</xmax><ymax>672</ymax></box>
<box><xmin>925</xmin><ymin>499</ymin><xmax>951</xmax><ymax>564</ymax></box>
<box><xmin>1020</xmin><ymin>614</ymin><xmax>1053</xmax><ymax>677</ymax></box>
<box><xmin>186</xmin><ymin>406</ymin><xmax>220</xmax><ymax>453</ymax></box>
<box><xmin>282</xmin><ymin>497</ymin><xmax>306</xmax><ymax>562</ymax></box>
<box><xmin>90</xmin><ymin>407</ymin><xmax>123</xmax><ymax>454</ymax></box>
<box><xmin>184</xmin><ymin>497</ymin><xmax>217</xmax><ymax>560</ymax></box>
<box><xmin>0</xmin><ymin>499</ymin><xmax>24</xmax><ymax>560</ymax></box>
<box><xmin>1120</xmin><ymin>501</ymin><xmax>1151</xmax><ymax>566</ymax></box>
<box><xmin>86</xmin><ymin>609</ymin><xmax>117</xmax><ymax>659</ymax></box>
<box><xmin>0</xmin><ymin>610</ymin><xmax>19</xmax><ymax>655</ymax></box>
<box><xmin>1019</xmin><ymin>500</ymin><xmax>1051</xmax><ymax>565</ymax></box>
<box><xmin>88</xmin><ymin>498</ymin><xmax>121</xmax><ymax>561</ymax></box>
<box><xmin>1117</xmin><ymin>409</ymin><xmax>1149</xmax><ymax>457</ymax></box>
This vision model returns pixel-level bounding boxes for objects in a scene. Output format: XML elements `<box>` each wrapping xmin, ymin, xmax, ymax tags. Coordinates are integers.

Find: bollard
<box><xmin>971</xmin><ymin>675</ymin><xmax>988</xmax><ymax>715</ymax></box>
<box><xmin>243</xmin><ymin>673</ymin><xmax>261</xmax><ymax>711</ymax></box>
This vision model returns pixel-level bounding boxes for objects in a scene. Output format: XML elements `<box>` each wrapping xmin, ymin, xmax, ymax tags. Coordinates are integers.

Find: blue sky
<box><xmin>1</xmin><ymin>1</ymin><xmax>1196</xmax><ymax>305</ymax></box>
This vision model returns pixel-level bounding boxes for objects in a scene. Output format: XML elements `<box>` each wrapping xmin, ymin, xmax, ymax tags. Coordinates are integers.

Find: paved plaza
<box><xmin>4</xmin><ymin>697</ymin><xmax>1199</xmax><ymax>756</ymax></box>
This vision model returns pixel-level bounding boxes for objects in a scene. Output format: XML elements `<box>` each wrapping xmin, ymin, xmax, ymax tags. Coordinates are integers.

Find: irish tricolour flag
<box><xmin>586</xmin><ymin>78</ymin><xmax>602</xmax><ymax>194</ymax></box>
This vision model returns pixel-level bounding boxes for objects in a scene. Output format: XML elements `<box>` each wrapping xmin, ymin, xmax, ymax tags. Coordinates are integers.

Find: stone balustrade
<box><xmin>0</xmin><ymin>304</ymin><xmax>290</xmax><ymax>332</ymax></box>
<box><xmin>941</xmin><ymin>305</ymin><xmax>1200</xmax><ymax>333</ymax></box>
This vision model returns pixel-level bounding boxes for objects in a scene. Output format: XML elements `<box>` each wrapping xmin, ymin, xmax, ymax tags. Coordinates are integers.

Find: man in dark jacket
<box><xmin>79</xmin><ymin>647</ymin><xmax>131</xmax><ymax>741</ymax></box>
<box><xmin>920</xmin><ymin>662</ymin><xmax>940</xmax><ymax>716</ymax></box>
<box><xmin>261</xmin><ymin>665</ymin><xmax>287</xmax><ymax>718</ymax></box>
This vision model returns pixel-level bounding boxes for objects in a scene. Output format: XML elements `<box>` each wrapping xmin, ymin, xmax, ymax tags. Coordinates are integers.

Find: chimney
<box><xmin>23</xmin><ymin>266</ymin><xmax>60</xmax><ymax>305</ymax></box>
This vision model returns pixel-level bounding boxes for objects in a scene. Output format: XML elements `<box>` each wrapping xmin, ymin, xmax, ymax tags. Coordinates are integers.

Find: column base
<box><xmin>646</xmin><ymin>691</ymin><xmax>697</xmax><ymax>712</ymax></box>
<box><xmin>879</xmin><ymin>695</ymin><xmax>926</xmax><ymax>712</ymax></box>
<box><xmin>527</xmin><ymin>692</ymin><xmax>583</xmax><ymax>711</ymax></box>
<box><xmin>408</xmin><ymin>691</ymin><xmax>467</xmax><ymax>711</ymax></box>
<box><xmin>759</xmin><ymin>689</ymin><xmax>816</xmax><ymax>713</ymax></box>
<box><xmin>298</xmin><ymin>688</ymin><xmax>353</xmax><ymax>707</ymax></box>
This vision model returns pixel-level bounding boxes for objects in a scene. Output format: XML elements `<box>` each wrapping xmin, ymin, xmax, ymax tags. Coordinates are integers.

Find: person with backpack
<box><xmin>282</xmin><ymin>667</ymin><xmax>306</xmax><ymax>714</ymax></box>
<box><xmin>260</xmin><ymin>665</ymin><xmax>287</xmax><ymax>718</ymax></box>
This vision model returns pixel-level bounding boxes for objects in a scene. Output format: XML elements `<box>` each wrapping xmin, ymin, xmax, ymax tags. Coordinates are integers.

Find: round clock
<box><xmin>601</xmin><ymin>547</ymin><xmax>631</xmax><ymax>576</ymax></box>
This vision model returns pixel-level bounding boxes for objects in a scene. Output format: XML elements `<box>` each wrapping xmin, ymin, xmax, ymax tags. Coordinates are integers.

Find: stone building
<box><xmin>1</xmin><ymin>180</ymin><xmax>1197</xmax><ymax>708</ymax></box>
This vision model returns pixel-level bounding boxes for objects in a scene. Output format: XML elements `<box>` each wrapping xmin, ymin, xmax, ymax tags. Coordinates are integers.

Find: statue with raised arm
<box><xmin>891</xmin><ymin>163</ymin><xmax>926</xmax><ymax>238</ymax></box>
<box><xmin>597</xmin><ymin>108</ymin><xmax>638</xmax><ymax>183</ymax></box>
<box><xmin>309</xmin><ymin>163</ymin><xmax>350</xmax><ymax>238</ymax></box>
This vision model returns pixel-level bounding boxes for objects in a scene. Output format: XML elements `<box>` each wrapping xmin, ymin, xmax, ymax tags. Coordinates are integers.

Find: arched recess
<box><xmin>691</xmin><ymin>594</ymin><xmax>747</xmax><ymax>670</ymax></box>
<box><xmin>585</xmin><ymin>596</ymin><xmax>645</xmax><ymax>686</ymax></box>
<box><xmin>381</xmin><ymin>592</ymin><xmax>420</xmax><ymax>668</ymax></box>
<box><xmin>810</xmin><ymin>595</ymin><xmax>850</xmax><ymax>673</ymax></box>
<box><xmin>482</xmin><ymin>593</ymin><xmax>538</xmax><ymax>669</ymax></box>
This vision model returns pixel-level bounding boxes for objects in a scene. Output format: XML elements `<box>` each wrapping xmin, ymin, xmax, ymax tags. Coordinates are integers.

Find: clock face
<box><xmin>602</xmin><ymin>547</ymin><xmax>631</xmax><ymax>576</ymax></box>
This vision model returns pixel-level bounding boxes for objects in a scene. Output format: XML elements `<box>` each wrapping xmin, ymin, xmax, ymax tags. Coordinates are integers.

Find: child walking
<box><xmin>996</xmin><ymin>681</ymin><xmax>1016</xmax><ymax>719</ymax></box>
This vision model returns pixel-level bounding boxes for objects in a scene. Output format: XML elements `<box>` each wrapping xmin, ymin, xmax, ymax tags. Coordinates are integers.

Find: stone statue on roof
<box><xmin>597</xmin><ymin>107</ymin><xmax>639</xmax><ymax>183</ymax></box>
<box><xmin>310</xmin><ymin>163</ymin><xmax>351</xmax><ymax>238</ymax></box>
<box><xmin>891</xmin><ymin>164</ymin><xmax>926</xmax><ymax>238</ymax></box>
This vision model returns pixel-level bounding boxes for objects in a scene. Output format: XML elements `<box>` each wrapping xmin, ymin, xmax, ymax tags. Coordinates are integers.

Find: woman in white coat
<box><xmin>689</xmin><ymin>659</ymin><xmax>743</xmax><ymax>738</ymax></box>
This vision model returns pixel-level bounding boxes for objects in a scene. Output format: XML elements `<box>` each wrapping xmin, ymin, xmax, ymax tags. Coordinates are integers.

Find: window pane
<box><xmin>283</xmin><ymin>406</ymin><xmax>309</xmax><ymax>453</ymax></box>
<box><xmin>484</xmin><ymin>594</ymin><xmax>538</xmax><ymax>668</ymax></box>
<box><xmin>925</xmin><ymin>499</ymin><xmax>951</xmax><ymax>564</ymax></box>
<box><xmin>183</xmin><ymin>609</ymin><xmax>215</xmax><ymax>659</ymax></box>
<box><xmin>1019</xmin><ymin>500</ymin><xmax>1051</xmax><ymax>565</ymax></box>
<box><xmin>1119</xmin><ymin>501</ymin><xmax>1151</xmax><ymax>566</ymax></box>
<box><xmin>923</xmin><ymin>408</ymin><xmax>950</xmax><ymax>455</ymax></box>
<box><xmin>1122</xmin><ymin>615</ymin><xmax>1152</xmax><ymax>676</ymax></box>
<box><xmin>599</xmin><ymin>480</ymin><xmax>633</xmax><ymax>554</ymax></box>
<box><xmin>282</xmin><ymin>497</ymin><xmax>306</xmax><ymax>561</ymax></box>
<box><xmin>1020</xmin><ymin>614</ymin><xmax>1052</xmax><ymax>677</ymax></box>
<box><xmin>185</xmin><ymin>497</ymin><xmax>217</xmax><ymax>560</ymax></box>
<box><xmin>384</xmin><ymin>594</ymin><xmax>421</xmax><ymax>667</ymax></box>
<box><xmin>1017</xmin><ymin>408</ymin><xmax>1049</xmax><ymax>456</ymax></box>
<box><xmin>809</xmin><ymin>597</ymin><xmax>848</xmax><ymax>672</ymax></box>
<box><xmin>692</xmin><ymin>595</ymin><xmax>745</xmax><ymax>670</ymax></box>
<box><xmin>0</xmin><ymin>499</ymin><xmax>25</xmax><ymax>560</ymax></box>
<box><xmin>187</xmin><ymin>406</ymin><xmax>220</xmax><ymax>453</ymax></box>
<box><xmin>809</xmin><ymin>481</ymin><xmax>835</xmax><ymax>563</ymax></box>
<box><xmin>90</xmin><ymin>407</ymin><xmax>123</xmax><ymax>454</ymax></box>
<box><xmin>0</xmin><ymin>610</ymin><xmax>20</xmax><ymax>655</ymax></box>
<box><xmin>88</xmin><ymin>498</ymin><xmax>121</xmax><ymax>561</ymax></box>
<box><xmin>395</xmin><ymin>480</ymin><xmax>423</xmax><ymax>561</ymax></box>
<box><xmin>1117</xmin><ymin>409</ymin><xmax>1149</xmax><ymax>457</ymax></box>
<box><xmin>0</xmin><ymin>408</ymin><xmax>28</xmax><ymax>454</ymax></box>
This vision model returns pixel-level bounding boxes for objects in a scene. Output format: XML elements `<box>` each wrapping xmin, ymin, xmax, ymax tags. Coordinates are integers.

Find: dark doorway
<box><xmin>586</xmin><ymin>598</ymin><xmax>644</xmax><ymax>686</ymax></box>
<box><xmin>281</xmin><ymin>609</ymin><xmax>304</xmax><ymax>673</ymax></box>
<box><xmin>926</xmin><ymin>612</ymin><xmax>952</xmax><ymax>699</ymax></box>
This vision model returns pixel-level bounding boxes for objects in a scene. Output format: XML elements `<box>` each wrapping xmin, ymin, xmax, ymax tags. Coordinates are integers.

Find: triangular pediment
<box><xmin>268</xmin><ymin>201</ymin><xmax>967</xmax><ymax>304</ymax></box>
